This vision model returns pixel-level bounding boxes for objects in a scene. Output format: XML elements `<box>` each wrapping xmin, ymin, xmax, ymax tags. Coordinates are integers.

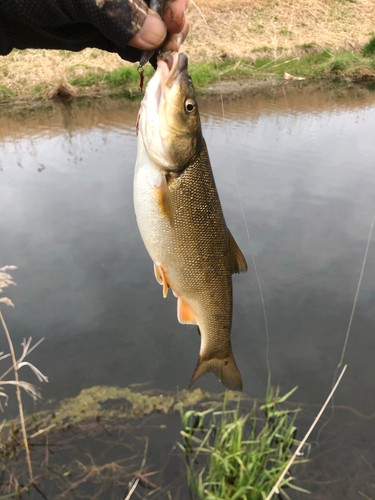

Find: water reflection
<box><xmin>1</xmin><ymin>84</ymin><xmax>375</xmax><ymax>498</ymax></box>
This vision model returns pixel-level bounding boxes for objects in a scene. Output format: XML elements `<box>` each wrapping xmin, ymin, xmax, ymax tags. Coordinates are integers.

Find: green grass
<box><xmin>196</xmin><ymin>48</ymin><xmax>374</xmax><ymax>83</ymax></box>
<box><xmin>69</xmin><ymin>65</ymin><xmax>155</xmax><ymax>88</ymax></box>
<box><xmin>0</xmin><ymin>85</ymin><xmax>13</xmax><ymax>98</ymax></box>
<box><xmin>171</xmin><ymin>48</ymin><xmax>374</xmax><ymax>92</ymax></box>
<box><xmin>32</xmin><ymin>83</ymin><xmax>49</xmax><ymax>96</ymax></box>
<box><xmin>67</xmin><ymin>44</ymin><xmax>375</xmax><ymax>97</ymax></box>
<box><xmin>363</xmin><ymin>35</ymin><xmax>375</xmax><ymax>56</ymax></box>
<box><xmin>2</xmin><ymin>45</ymin><xmax>375</xmax><ymax>104</ymax></box>
<box><xmin>251</xmin><ymin>46</ymin><xmax>270</xmax><ymax>53</ymax></box>
<box><xmin>178</xmin><ymin>387</ymin><xmax>309</xmax><ymax>500</ymax></box>
<box><xmin>279</xmin><ymin>29</ymin><xmax>292</xmax><ymax>36</ymax></box>
<box><xmin>295</xmin><ymin>42</ymin><xmax>317</xmax><ymax>50</ymax></box>
<box><xmin>58</xmin><ymin>50</ymin><xmax>72</xmax><ymax>59</ymax></box>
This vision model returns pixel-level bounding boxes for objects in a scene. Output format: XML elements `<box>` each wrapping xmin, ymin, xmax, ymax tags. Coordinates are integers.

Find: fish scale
<box><xmin>167</xmin><ymin>140</ymin><xmax>232</xmax><ymax>350</ymax></box>
<box><xmin>134</xmin><ymin>52</ymin><xmax>247</xmax><ymax>390</ymax></box>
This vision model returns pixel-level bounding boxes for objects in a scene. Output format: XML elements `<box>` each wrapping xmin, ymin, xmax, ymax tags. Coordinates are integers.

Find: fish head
<box><xmin>138</xmin><ymin>52</ymin><xmax>203</xmax><ymax>172</ymax></box>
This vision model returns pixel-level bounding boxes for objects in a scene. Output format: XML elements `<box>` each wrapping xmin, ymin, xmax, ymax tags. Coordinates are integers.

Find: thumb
<box><xmin>128</xmin><ymin>9</ymin><xmax>167</xmax><ymax>50</ymax></box>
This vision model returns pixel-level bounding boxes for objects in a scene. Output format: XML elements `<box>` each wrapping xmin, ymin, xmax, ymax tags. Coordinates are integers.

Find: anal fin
<box><xmin>177</xmin><ymin>298</ymin><xmax>198</xmax><ymax>325</ymax></box>
<box><xmin>228</xmin><ymin>230</ymin><xmax>248</xmax><ymax>274</ymax></box>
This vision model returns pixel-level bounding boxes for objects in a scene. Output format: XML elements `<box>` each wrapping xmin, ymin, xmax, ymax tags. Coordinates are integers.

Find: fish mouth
<box><xmin>157</xmin><ymin>52</ymin><xmax>188</xmax><ymax>88</ymax></box>
<box><xmin>137</xmin><ymin>52</ymin><xmax>190</xmax><ymax>170</ymax></box>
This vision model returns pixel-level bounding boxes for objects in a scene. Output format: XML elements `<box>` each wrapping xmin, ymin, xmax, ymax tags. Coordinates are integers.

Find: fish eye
<box><xmin>185</xmin><ymin>98</ymin><xmax>196</xmax><ymax>113</ymax></box>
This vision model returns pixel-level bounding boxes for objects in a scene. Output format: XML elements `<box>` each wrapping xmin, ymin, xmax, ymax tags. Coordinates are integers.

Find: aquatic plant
<box><xmin>178</xmin><ymin>387</ymin><xmax>309</xmax><ymax>500</ymax></box>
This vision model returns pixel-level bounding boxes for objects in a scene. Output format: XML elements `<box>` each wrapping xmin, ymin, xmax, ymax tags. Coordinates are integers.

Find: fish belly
<box><xmin>134</xmin><ymin>143</ymin><xmax>176</xmax><ymax>277</ymax></box>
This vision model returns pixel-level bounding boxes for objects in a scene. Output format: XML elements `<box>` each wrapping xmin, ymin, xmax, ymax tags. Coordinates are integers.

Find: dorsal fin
<box><xmin>228</xmin><ymin>230</ymin><xmax>247</xmax><ymax>274</ymax></box>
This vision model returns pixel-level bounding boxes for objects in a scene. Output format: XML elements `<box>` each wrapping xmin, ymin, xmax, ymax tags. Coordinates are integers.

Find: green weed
<box><xmin>69</xmin><ymin>65</ymin><xmax>154</xmax><ymax>88</ymax></box>
<box><xmin>58</xmin><ymin>50</ymin><xmax>72</xmax><ymax>59</ymax></box>
<box><xmin>2</xmin><ymin>47</ymin><xmax>375</xmax><ymax>103</ymax></box>
<box><xmin>189</xmin><ymin>62</ymin><xmax>218</xmax><ymax>87</ymax></box>
<box><xmin>251</xmin><ymin>46</ymin><xmax>270</xmax><ymax>53</ymax></box>
<box><xmin>363</xmin><ymin>35</ymin><xmax>375</xmax><ymax>56</ymax></box>
<box><xmin>178</xmin><ymin>387</ymin><xmax>309</xmax><ymax>500</ymax></box>
<box><xmin>330</xmin><ymin>61</ymin><xmax>346</xmax><ymax>73</ymax></box>
<box><xmin>0</xmin><ymin>85</ymin><xmax>13</xmax><ymax>98</ymax></box>
<box><xmin>280</xmin><ymin>29</ymin><xmax>292</xmax><ymax>36</ymax></box>
<box><xmin>296</xmin><ymin>42</ymin><xmax>317</xmax><ymax>49</ymax></box>
<box><xmin>32</xmin><ymin>84</ymin><xmax>48</xmax><ymax>96</ymax></box>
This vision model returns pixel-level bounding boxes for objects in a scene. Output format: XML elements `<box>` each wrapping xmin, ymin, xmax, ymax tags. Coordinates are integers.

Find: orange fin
<box><xmin>189</xmin><ymin>349</ymin><xmax>242</xmax><ymax>391</ymax></box>
<box><xmin>177</xmin><ymin>298</ymin><xmax>198</xmax><ymax>325</ymax></box>
<box><xmin>153</xmin><ymin>174</ymin><xmax>174</xmax><ymax>227</ymax></box>
<box><xmin>228</xmin><ymin>230</ymin><xmax>247</xmax><ymax>274</ymax></box>
<box><xmin>154</xmin><ymin>264</ymin><xmax>169</xmax><ymax>298</ymax></box>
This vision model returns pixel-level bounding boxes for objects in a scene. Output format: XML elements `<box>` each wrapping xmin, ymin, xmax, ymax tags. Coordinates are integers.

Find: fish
<box><xmin>134</xmin><ymin>52</ymin><xmax>247</xmax><ymax>391</ymax></box>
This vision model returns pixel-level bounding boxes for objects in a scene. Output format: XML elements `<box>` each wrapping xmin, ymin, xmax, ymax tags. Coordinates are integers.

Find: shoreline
<box><xmin>0</xmin><ymin>47</ymin><xmax>375</xmax><ymax>111</ymax></box>
<box><xmin>0</xmin><ymin>73</ymin><xmax>374</xmax><ymax>124</ymax></box>
<box><xmin>1</xmin><ymin>0</ymin><xmax>375</xmax><ymax>105</ymax></box>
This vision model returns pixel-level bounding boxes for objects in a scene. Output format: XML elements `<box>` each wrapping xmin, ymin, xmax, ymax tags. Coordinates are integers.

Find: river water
<box><xmin>1</xmin><ymin>82</ymin><xmax>375</xmax><ymax>498</ymax></box>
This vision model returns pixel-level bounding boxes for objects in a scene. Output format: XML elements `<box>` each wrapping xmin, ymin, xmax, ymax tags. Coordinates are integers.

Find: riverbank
<box><xmin>1</xmin><ymin>0</ymin><xmax>375</xmax><ymax>104</ymax></box>
<box><xmin>0</xmin><ymin>384</ymin><xmax>304</xmax><ymax>499</ymax></box>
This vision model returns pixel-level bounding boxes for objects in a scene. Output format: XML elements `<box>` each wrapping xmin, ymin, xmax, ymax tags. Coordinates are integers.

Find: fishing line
<box><xmin>230</xmin><ymin>154</ymin><xmax>272</xmax><ymax>389</ymax></box>
<box><xmin>265</xmin><ymin>364</ymin><xmax>347</xmax><ymax>500</ymax></box>
<box><xmin>189</xmin><ymin>0</ymin><xmax>272</xmax><ymax>387</ymax></box>
<box><xmin>316</xmin><ymin>214</ymin><xmax>375</xmax><ymax>443</ymax></box>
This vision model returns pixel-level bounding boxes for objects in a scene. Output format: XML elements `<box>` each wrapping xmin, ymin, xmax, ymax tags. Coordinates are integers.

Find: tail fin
<box><xmin>189</xmin><ymin>350</ymin><xmax>242</xmax><ymax>391</ymax></box>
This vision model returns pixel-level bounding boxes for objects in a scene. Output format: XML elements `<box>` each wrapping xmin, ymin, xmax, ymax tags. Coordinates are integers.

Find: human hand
<box><xmin>0</xmin><ymin>0</ymin><xmax>189</xmax><ymax>64</ymax></box>
<box><xmin>129</xmin><ymin>0</ymin><xmax>189</xmax><ymax>52</ymax></box>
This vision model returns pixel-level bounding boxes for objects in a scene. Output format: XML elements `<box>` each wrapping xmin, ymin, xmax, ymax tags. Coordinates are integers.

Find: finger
<box><xmin>178</xmin><ymin>13</ymin><xmax>190</xmax><ymax>45</ymax></box>
<box><xmin>162</xmin><ymin>14</ymin><xmax>189</xmax><ymax>52</ymax></box>
<box><xmin>128</xmin><ymin>8</ymin><xmax>167</xmax><ymax>50</ymax></box>
<box><xmin>162</xmin><ymin>0</ymin><xmax>188</xmax><ymax>35</ymax></box>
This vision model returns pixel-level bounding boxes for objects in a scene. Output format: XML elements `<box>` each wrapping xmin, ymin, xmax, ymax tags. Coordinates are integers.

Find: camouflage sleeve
<box><xmin>0</xmin><ymin>0</ymin><xmax>150</xmax><ymax>63</ymax></box>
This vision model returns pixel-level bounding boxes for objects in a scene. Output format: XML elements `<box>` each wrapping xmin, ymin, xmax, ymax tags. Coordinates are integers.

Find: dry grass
<box><xmin>1</xmin><ymin>266</ymin><xmax>49</xmax><ymax>493</ymax></box>
<box><xmin>0</xmin><ymin>48</ymin><xmax>129</xmax><ymax>99</ymax></box>
<box><xmin>0</xmin><ymin>0</ymin><xmax>375</xmax><ymax>99</ymax></box>
<box><xmin>188</xmin><ymin>0</ymin><xmax>375</xmax><ymax>60</ymax></box>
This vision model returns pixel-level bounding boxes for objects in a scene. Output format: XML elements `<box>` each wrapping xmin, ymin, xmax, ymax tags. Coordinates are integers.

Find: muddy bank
<box><xmin>1</xmin><ymin>76</ymin><xmax>374</xmax><ymax>124</ymax></box>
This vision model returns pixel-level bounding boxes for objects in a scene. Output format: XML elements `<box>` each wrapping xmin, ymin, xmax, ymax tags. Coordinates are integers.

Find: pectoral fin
<box><xmin>153</xmin><ymin>174</ymin><xmax>174</xmax><ymax>227</ymax></box>
<box><xmin>154</xmin><ymin>264</ymin><xmax>169</xmax><ymax>298</ymax></box>
<box><xmin>177</xmin><ymin>298</ymin><xmax>198</xmax><ymax>325</ymax></box>
<box><xmin>228</xmin><ymin>230</ymin><xmax>247</xmax><ymax>274</ymax></box>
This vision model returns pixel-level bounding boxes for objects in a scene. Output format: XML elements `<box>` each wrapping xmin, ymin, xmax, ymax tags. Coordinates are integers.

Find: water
<box><xmin>1</xmin><ymin>84</ymin><xmax>375</xmax><ymax>498</ymax></box>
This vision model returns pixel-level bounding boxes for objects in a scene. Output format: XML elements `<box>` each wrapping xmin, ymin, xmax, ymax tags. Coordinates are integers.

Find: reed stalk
<box><xmin>0</xmin><ymin>311</ymin><xmax>34</xmax><ymax>484</ymax></box>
